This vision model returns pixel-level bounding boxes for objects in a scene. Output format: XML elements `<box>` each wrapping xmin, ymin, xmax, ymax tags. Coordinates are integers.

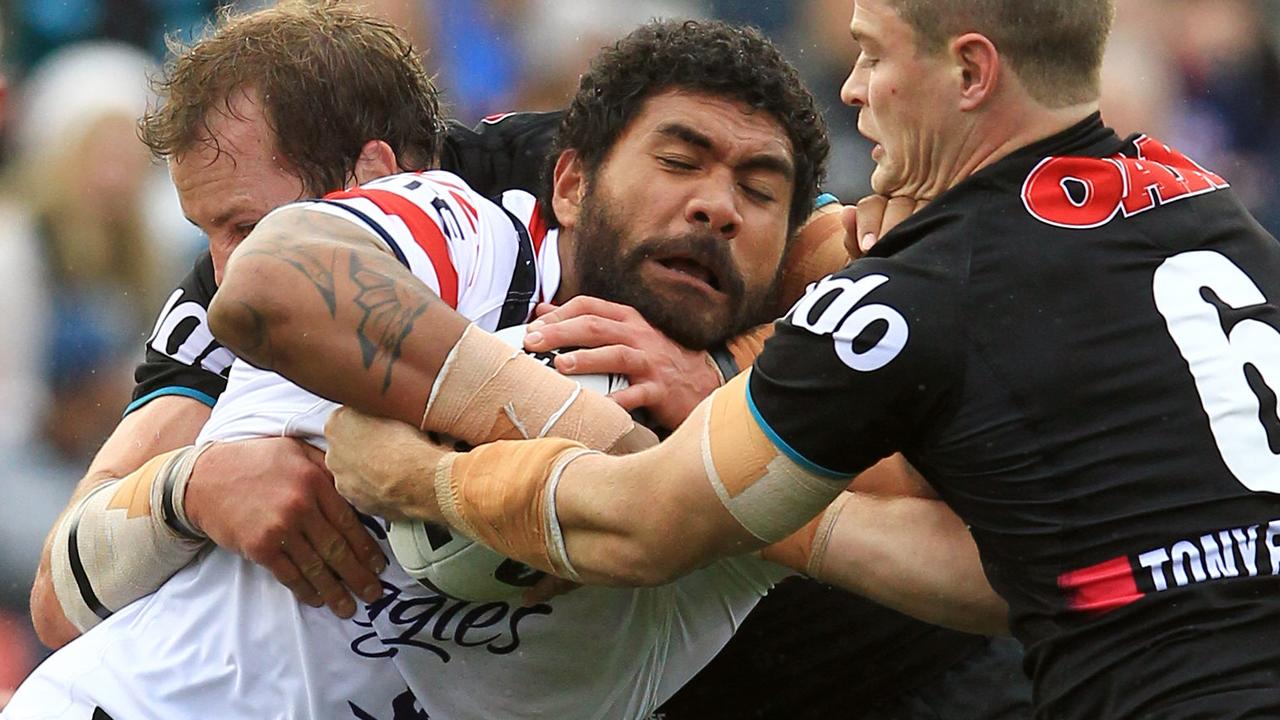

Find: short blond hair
<box><xmin>889</xmin><ymin>0</ymin><xmax>1114</xmax><ymax>107</ymax></box>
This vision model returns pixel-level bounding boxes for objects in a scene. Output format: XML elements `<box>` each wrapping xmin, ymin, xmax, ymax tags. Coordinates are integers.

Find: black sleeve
<box><xmin>128</xmin><ymin>251</ymin><xmax>235</xmax><ymax>415</ymax></box>
<box><xmin>747</xmin><ymin>258</ymin><xmax>962</xmax><ymax>476</ymax></box>
<box><xmin>438</xmin><ymin>111</ymin><xmax>563</xmax><ymax>200</ymax></box>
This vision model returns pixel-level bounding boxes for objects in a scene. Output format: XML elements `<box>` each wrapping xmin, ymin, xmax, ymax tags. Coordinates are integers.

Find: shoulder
<box><xmin>440</xmin><ymin>111</ymin><xmax>564</xmax><ymax>197</ymax></box>
<box><xmin>780</xmin><ymin>255</ymin><xmax>961</xmax><ymax>366</ymax></box>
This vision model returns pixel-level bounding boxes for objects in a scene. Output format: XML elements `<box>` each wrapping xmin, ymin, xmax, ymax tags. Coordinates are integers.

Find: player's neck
<box><xmin>551</xmin><ymin>226</ymin><xmax>580</xmax><ymax>305</ymax></box>
<box><xmin>965</xmin><ymin>101</ymin><xmax>1100</xmax><ymax>181</ymax></box>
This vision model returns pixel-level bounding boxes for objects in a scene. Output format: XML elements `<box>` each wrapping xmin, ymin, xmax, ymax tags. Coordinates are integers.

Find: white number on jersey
<box><xmin>1154</xmin><ymin>250</ymin><xmax>1280</xmax><ymax>493</ymax></box>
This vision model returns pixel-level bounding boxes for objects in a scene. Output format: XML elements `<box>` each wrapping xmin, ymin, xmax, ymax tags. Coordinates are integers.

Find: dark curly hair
<box><xmin>139</xmin><ymin>0</ymin><xmax>445</xmax><ymax>195</ymax></box>
<box><xmin>540</xmin><ymin>19</ymin><xmax>829</xmax><ymax>236</ymax></box>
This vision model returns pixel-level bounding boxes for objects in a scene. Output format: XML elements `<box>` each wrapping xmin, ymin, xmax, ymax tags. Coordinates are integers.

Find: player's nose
<box><xmin>685</xmin><ymin>177</ymin><xmax>742</xmax><ymax>240</ymax></box>
<box><xmin>842</xmin><ymin>62</ymin><xmax>867</xmax><ymax>107</ymax></box>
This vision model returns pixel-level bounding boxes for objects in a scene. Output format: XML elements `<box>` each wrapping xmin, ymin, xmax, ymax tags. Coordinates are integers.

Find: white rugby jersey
<box><xmin>4</xmin><ymin>172</ymin><xmax>784</xmax><ymax>720</ymax></box>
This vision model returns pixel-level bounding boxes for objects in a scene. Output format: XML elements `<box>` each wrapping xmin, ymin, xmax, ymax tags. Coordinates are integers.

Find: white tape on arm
<box><xmin>49</xmin><ymin>445</ymin><xmax>211</xmax><ymax>631</ymax></box>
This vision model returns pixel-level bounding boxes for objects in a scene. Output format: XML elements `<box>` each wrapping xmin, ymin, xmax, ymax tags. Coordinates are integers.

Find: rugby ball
<box><xmin>387</xmin><ymin>323</ymin><xmax>627</xmax><ymax>602</ymax></box>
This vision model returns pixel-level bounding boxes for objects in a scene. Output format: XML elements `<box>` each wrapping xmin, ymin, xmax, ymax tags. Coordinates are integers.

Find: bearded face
<box><xmin>571</xmin><ymin>179</ymin><xmax>780</xmax><ymax>350</ymax></box>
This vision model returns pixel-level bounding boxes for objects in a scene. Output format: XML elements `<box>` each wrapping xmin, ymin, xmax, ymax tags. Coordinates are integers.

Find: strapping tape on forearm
<box><xmin>50</xmin><ymin>445</ymin><xmax>211</xmax><ymax>631</ymax></box>
<box><xmin>422</xmin><ymin>324</ymin><xmax>636</xmax><ymax>451</ymax></box>
<box><xmin>759</xmin><ymin>492</ymin><xmax>852</xmax><ymax>576</ymax></box>
<box><xmin>701</xmin><ymin>372</ymin><xmax>847</xmax><ymax>543</ymax></box>
<box><xmin>434</xmin><ymin>438</ymin><xmax>595</xmax><ymax>578</ymax></box>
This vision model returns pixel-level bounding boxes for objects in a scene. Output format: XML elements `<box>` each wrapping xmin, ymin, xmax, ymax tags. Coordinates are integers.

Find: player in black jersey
<box><xmin>339</xmin><ymin>1</ymin><xmax>1280</xmax><ymax>718</ymax></box>
<box><xmin>122</xmin><ymin>113</ymin><xmax>1029</xmax><ymax>720</ymax></box>
<box><xmin>30</xmin><ymin>6</ymin><xmax>1030</xmax><ymax>720</ymax></box>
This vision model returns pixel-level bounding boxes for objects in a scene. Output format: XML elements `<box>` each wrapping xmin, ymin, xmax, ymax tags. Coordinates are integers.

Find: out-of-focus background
<box><xmin>0</xmin><ymin>0</ymin><xmax>1277</xmax><ymax>694</ymax></box>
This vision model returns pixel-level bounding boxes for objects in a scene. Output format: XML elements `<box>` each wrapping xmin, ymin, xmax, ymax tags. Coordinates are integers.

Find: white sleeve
<box><xmin>269</xmin><ymin>171</ymin><xmax>537</xmax><ymax>332</ymax></box>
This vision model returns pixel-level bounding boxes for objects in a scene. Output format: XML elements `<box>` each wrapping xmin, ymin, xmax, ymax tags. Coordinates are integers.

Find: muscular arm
<box><xmin>212</xmin><ymin>205</ymin><xmax>651</xmax><ymax>457</ymax></box>
<box><xmin>209</xmin><ymin>207</ymin><xmax>468</xmax><ymax>427</ymax></box>
<box><xmin>783</xmin><ymin>491</ymin><xmax>1008</xmax><ymax>635</ymax></box>
<box><xmin>366</xmin><ymin>369</ymin><xmax>1004</xmax><ymax>632</ymax></box>
<box><xmin>30</xmin><ymin>396</ymin><xmax>209</xmax><ymax>648</ymax></box>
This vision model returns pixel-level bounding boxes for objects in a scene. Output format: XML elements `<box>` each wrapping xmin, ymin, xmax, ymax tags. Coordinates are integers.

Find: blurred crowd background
<box><xmin>1</xmin><ymin>0</ymin><xmax>1279</xmax><ymax>695</ymax></box>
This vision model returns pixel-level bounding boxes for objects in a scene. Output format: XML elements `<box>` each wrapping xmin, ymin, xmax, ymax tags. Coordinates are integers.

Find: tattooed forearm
<box><xmin>241</xmin><ymin>235</ymin><xmax>340</xmax><ymax>317</ymax></box>
<box><xmin>349</xmin><ymin>252</ymin><xmax>435</xmax><ymax>393</ymax></box>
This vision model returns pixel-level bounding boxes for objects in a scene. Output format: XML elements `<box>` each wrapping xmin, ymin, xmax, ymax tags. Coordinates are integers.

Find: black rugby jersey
<box><xmin>751</xmin><ymin>113</ymin><xmax>1280</xmax><ymax>719</ymax></box>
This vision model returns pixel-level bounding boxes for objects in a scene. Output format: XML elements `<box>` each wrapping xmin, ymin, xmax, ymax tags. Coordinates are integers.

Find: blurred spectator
<box><xmin>10</xmin><ymin>41</ymin><xmax>196</xmax><ymax>335</ymax></box>
<box><xmin>1099</xmin><ymin>0</ymin><xmax>1179</xmax><ymax>139</ymax></box>
<box><xmin>790</xmin><ymin>0</ymin><xmax>875</xmax><ymax>201</ymax></box>
<box><xmin>426</xmin><ymin>0</ymin><xmax>706</xmax><ymax>121</ymax></box>
<box><xmin>0</xmin><ymin>40</ymin><xmax>184</xmax><ymax>694</ymax></box>
<box><xmin>515</xmin><ymin>0</ymin><xmax>705</xmax><ymax>111</ymax></box>
<box><xmin>1165</xmin><ymin>0</ymin><xmax>1280</xmax><ymax>234</ymax></box>
<box><xmin>7</xmin><ymin>0</ymin><xmax>219</xmax><ymax>71</ymax></box>
<box><xmin>1</xmin><ymin>0</ymin><xmax>1279</xmax><ymax>706</ymax></box>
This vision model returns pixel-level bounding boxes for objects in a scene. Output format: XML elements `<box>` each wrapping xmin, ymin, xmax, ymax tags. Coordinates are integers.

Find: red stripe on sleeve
<box><xmin>1058</xmin><ymin>556</ymin><xmax>1143</xmax><ymax>615</ymax></box>
<box><xmin>325</xmin><ymin>188</ymin><xmax>459</xmax><ymax>308</ymax></box>
<box><xmin>528</xmin><ymin>202</ymin><xmax>549</xmax><ymax>255</ymax></box>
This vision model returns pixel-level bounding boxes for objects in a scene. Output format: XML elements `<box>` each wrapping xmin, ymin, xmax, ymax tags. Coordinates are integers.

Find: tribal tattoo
<box><xmin>349</xmin><ymin>252</ymin><xmax>434</xmax><ymax>393</ymax></box>
<box><xmin>226</xmin><ymin>208</ymin><xmax>441</xmax><ymax>396</ymax></box>
<box><xmin>242</xmin><ymin>237</ymin><xmax>340</xmax><ymax>317</ymax></box>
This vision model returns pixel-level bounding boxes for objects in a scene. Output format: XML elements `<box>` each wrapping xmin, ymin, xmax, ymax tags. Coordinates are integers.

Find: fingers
<box><xmin>604</xmin><ymin>384</ymin><xmax>655</xmax><ymax>412</ymax></box>
<box><xmin>854</xmin><ymin>194</ymin><xmax>927</xmax><ymax>253</ymax></box>
<box><xmin>282</xmin><ymin>527</ymin><xmax>357</xmax><ymax>619</ymax></box>
<box><xmin>841</xmin><ymin>205</ymin><xmax>860</xmax><ymax>259</ymax></box>
<box><xmin>525</xmin><ymin>313</ymin><xmax>633</xmax><ymax>353</ymax></box>
<box><xmin>855</xmin><ymin>195</ymin><xmax>888</xmax><ymax>253</ymax></box>
<box><xmin>314</xmin><ymin>485</ymin><xmax>387</xmax><ymax>603</ymax></box>
<box><xmin>881</xmin><ymin>196</ymin><xmax>918</xmax><ymax>236</ymax></box>
<box><xmin>521</xmin><ymin>575</ymin><xmax>581</xmax><ymax>605</ymax></box>
<box><xmin>528</xmin><ymin>296</ymin><xmax>638</xmax><ymax>330</ymax></box>
<box><xmin>260</xmin><ymin>544</ymin><xmax>325</xmax><ymax>610</ymax></box>
<box><xmin>552</xmin><ymin>345</ymin><xmax>644</xmax><ymax>377</ymax></box>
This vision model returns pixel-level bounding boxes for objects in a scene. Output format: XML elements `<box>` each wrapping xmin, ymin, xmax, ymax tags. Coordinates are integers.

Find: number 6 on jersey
<box><xmin>1154</xmin><ymin>250</ymin><xmax>1280</xmax><ymax>492</ymax></box>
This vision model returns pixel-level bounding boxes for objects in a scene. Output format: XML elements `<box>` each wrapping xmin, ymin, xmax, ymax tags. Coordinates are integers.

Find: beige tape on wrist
<box><xmin>433</xmin><ymin>437</ymin><xmax>595</xmax><ymax>577</ymax></box>
<box><xmin>50</xmin><ymin>444</ymin><xmax>212</xmax><ymax>631</ymax></box>
<box><xmin>422</xmin><ymin>324</ymin><xmax>636</xmax><ymax>452</ymax></box>
<box><xmin>759</xmin><ymin>492</ymin><xmax>852</xmax><ymax>577</ymax></box>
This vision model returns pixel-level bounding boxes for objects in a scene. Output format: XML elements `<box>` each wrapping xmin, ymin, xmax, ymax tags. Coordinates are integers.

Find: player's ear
<box><xmin>551</xmin><ymin>149</ymin><xmax>586</xmax><ymax>229</ymax></box>
<box><xmin>351</xmin><ymin>140</ymin><xmax>398</xmax><ymax>186</ymax></box>
<box><xmin>951</xmin><ymin>32</ymin><xmax>1000</xmax><ymax>111</ymax></box>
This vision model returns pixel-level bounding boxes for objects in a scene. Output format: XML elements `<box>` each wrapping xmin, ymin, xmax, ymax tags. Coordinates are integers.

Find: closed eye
<box><xmin>741</xmin><ymin>184</ymin><xmax>776</xmax><ymax>204</ymax></box>
<box><xmin>658</xmin><ymin>156</ymin><xmax>698</xmax><ymax>171</ymax></box>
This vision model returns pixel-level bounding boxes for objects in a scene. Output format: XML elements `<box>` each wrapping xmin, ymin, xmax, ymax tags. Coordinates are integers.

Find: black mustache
<box><xmin>632</xmin><ymin>234</ymin><xmax>745</xmax><ymax>296</ymax></box>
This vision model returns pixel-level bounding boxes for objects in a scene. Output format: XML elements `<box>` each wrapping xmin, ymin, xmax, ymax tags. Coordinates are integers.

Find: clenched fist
<box><xmin>324</xmin><ymin>407</ymin><xmax>450</xmax><ymax>523</ymax></box>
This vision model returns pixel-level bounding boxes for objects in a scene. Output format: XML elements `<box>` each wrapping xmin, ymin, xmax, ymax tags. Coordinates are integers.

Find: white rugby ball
<box><xmin>387</xmin><ymin>323</ymin><xmax>628</xmax><ymax>602</ymax></box>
